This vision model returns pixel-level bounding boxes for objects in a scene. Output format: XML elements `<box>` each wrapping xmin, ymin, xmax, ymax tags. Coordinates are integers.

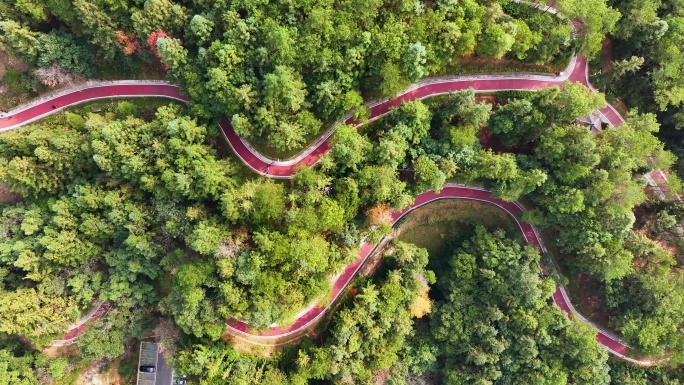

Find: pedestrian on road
<box><xmin>51</xmin><ymin>105</ymin><xmax>57</xmax><ymax>109</ymax></box>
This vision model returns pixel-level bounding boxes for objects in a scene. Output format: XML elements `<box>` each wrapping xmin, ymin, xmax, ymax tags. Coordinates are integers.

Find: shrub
<box><xmin>37</xmin><ymin>31</ymin><xmax>94</xmax><ymax>76</ymax></box>
<box><xmin>118</xmin><ymin>361</ymin><xmax>136</xmax><ymax>378</ymax></box>
<box><xmin>116</xmin><ymin>101</ymin><xmax>140</xmax><ymax>118</ymax></box>
<box><xmin>2</xmin><ymin>69</ymin><xmax>39</xmax><ymax>96</ymax></box>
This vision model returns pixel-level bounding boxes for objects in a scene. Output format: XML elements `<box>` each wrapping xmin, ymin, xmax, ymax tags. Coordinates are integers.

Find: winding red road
<box><xmin>221</xmin><ymin>56</ymin><xmax>624</xmax><ymax>177</ymax></box>
<box><xmin>1</xmin><ymin>50</ymin><xmax>650</xmax><ymax>362</ymax></box>
<box><xmin>226</xmin><ymin>185</ymin><xmax>632</xmax><ymax>360</ymax></box>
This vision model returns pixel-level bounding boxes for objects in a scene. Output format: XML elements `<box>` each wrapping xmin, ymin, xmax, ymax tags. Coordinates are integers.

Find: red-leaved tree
<box><xmin>147</xmin><ymin>30</ymin><xmax>175</xmax><ymax>70</ymax></box>
<box><xmin>115</xmin><ymin>31</ymin><xmax>142</xmax><ymax>56</ymax></box>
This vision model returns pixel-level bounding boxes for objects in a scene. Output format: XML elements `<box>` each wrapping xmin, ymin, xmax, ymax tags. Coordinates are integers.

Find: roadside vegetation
<box><xmin>1</xmin><ymin>0</ymin><xmax>616</xmax><ymax>152</ymax></box>
<box><xmin>0</xmin><ymin>86</ymin><xmax>678</xmax><ymax>383</ymax></box>
<box><xmin>1</xmin><ymin>0</ymin><xmax>683</xmax><ymax>383</ymax></box>
<box><xmin>594</xmin><ymin>0</ymin><xmax>684</xmax><ymax>193</ymax></box>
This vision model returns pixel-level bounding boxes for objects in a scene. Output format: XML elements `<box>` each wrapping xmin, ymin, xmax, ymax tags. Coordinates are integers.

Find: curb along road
<box><xmin>0</xmin><ymin>16</ymin><xmax>664</xmax><ymax>366</ymax></box>
<box><xmin>226</xmin><ymin>185</ymin><xmax>642</xmax><ymax>364</ymax></box>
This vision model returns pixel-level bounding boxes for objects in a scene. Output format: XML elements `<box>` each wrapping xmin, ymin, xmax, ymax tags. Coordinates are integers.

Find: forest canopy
<box><xmin>0</xmin><ymin>0</ymin><xmax>617</xmax><ymax>150</ymax></box>
<box><xmin>2</xmin><ymin>0</ymin><xmax>684</xmax><ymax>383</ymax></box>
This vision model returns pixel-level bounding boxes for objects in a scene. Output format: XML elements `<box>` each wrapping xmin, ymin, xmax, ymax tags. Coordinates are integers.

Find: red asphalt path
<box><xmin>0</xmin><ymin>57</ymin><xmax>632</xmax><ymax>358</ymax></box>
<box><xmin>226</xmin><ymin>186</ymin><xmax>628</xmax><ymax>357</ymax></box>
<box><xmin>58</xmin><ymin>302</ymin><xmax>111</xmax><ymax>341</ymax></box>
<box><xmin>1</xmin><ymin>58</ymin><xmax>626</xmax><ymax>178</ymax></box>
<box><xmin>223</xmin><ymin>56</ymin><xmax>604</xmax><ymax>178</ymax></box>
<box><xmin>0</xmin><ymin>83</ymin><xmax>188</xmax><ymax>133</ymax></box>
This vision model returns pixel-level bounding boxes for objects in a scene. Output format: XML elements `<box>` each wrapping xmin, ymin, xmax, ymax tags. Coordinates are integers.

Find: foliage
<box><xmin>501</xmin><ymin>1</ymin><xmax>575</xmax><ymax>65</ymax></box>
<box><xmin>556</xmin><ymin>0</ymin><xmax>620</xmax><ymax>57</ymax></box>
<box><xmin>0</xmin><ymin>345</ymin><xmax>38</xmax><ymax>385</ymax></box>
<box><xmin>608</xmin><ymin>360</ymin><xmax>684</xmax><ymax>384</ymax></box>
<box><xmin>408</xmin><ymin>227</ymin><xmax>610</xmax><ymax>384</ymax></box>
<box><xmin>36</xmin><ymin>30</ymin><xmax>94</xmax><ymax>76</ymax></box>
<box><xmin>319</xmin><ymin>86</ymin><xmax>681</xmax><ymax>359</ymax></box>
<box><xmin>131</xmin><ymin>0</ymin><xmax>186</xmax><ymax>39</ymax></box>
<box><xmin>483</xmin><ymin>89</ymin><xmax>680</xmax><ymax>355</ymax></box>
<box><xmin>605</xmin><ymin>0</ymin><xmax>684</xmax><ymax>178</ymax></box>
<box><xmin>0</xmin><ymin>288</ymin><xmax>77</xmax><ymax>345</ymax></box>
<box><xmin>0</xmin><ymin>105</ymin><xmax>238</xmax><ymax>345</ymax></box>
<box><xmin>175</xmin><ymin>240</ymin><xmax>433</xmax><ymax>384</ymax></box>
<box><xmin>148</xmin><ymin>0</ymin><xmax>585</xmax><ymax>150</ymax></box>
<box><xmin>318</xmin><ymin>91</ymin><xmax>488</xmax><ymax>215</ymax></box>
<box><xmin>2</xmin><ymin>69</ymin><xmax>39</xmax><ymax>96</ymax></box>
<box><xmin>0</xmin><ymin>20</ymin><xmax>39</xmax><ymax>60</ymax></box>
<box><xmin>0</xmin><ymin>0</ymin><xmax>681</xmax><ymax>376</ymax></box>
<box><xmin>78</xmin><ymin>298</ymin><xmax>153</xmax><ymax>360</ymax></box>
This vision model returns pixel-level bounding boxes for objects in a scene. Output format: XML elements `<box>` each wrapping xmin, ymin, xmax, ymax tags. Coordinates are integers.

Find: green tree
<box><xmin>36</xmin><ymin>31</ymin><xmax>94</xmax><ymax>76</ymax></box>
<box><xmin>0</xmin><ymin>120</ymin><xmax>92</xmax><ymax>195</ymax></box>
<box><xmin>374</xmin><ymin>130</ymin><xmax>409</xmax><ymax>169</ymax></box>
<box><xmin>0</xmin><ymin>347</ymin><xmax>38</xmax><ymax>385</ymax></box>
<box><xmin>413</xmin><ymin>155</ymin><xmax>446</xmax><ymax>193</ymax></box>
<box><xmin>0</xmin><ymin>289</ymin><xmax>77</xmax><ymax>345</ymax></box>
<box><xmin>78</xmin><ymin>299</ymin><xmax>153</xmax><ymax>360</ymax></box>
<box><xmin>160</xmin><ymin>261</ymin><xmax>225</xmax><ymax>340</ymax></box>
<box><xmin>0</xmin><ymin>20</ymin><xmax>40</xmax><ymax>60</ymax></box>
<box><xmin>545</xmin><ymin>82</ymin><xmax>606</xmax><ymax>125</ymax></box>
<box><xmin>132</xmin><ymin>0</ymin><xmax>188</xmax><ymax>39</ymax></box>
<box><xmin>429</xmin><ymin>227</ymin><xmax>610</xmax><ymax>384</ymax></box>
<box><xmin>473</xmin><ymin>150</ymin><xmax>520</xmax><ymax>181</ymax></box>
<box><xmin>156</xmin><ymin>37</ymin><xmax>188</xmax><ymax>72</ymax></box>
<box><xmin>72</xmin><ymin>0</ymin><xmax>119</xmax><ymax>59</ymax></box>
<box><xmin>556</xmin><ymin>0</ymin><xmax>620</xmax><ymax>57</ymax></box>
<box><xmin>188</xmin><ymin>14</ymin><xmax>214</xmax><ymax>46</ymax></box>
<box><xmin>330</xmin><ymin>124</ymin><xmax>372</xmax><ymax>173</ymax></box>
<box><xmin>488</xmin><ymin>98</ymin><xmax>544</xmax><ymax>145</ymax></box>
<box><xmin>403</xmin><ymin>42</ymin><xmax>428</xmax><ymax>81</ymax></box>
<box><xmin>476</xmin><ymin>23</ymin><xmax>516</xmax><ymax>59</ymax></box>
<box><xmin>535</xmin><ymin>124</ymin><xmax>600</xmax><ymax>184</ymax></box>
<box><xmin>358</xmin><ymin>165</ymin><xmax>406</xmax><ymax>205</ymax></box>
<box><xmin>379</xmin><ymin>61</ymin><xmax>409</xmax><ymax>97</ymax></box>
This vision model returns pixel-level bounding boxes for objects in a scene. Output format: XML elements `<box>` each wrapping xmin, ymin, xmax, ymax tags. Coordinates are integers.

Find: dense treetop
<box><xmin>1</xmin><ymin>0</ymin><xmax>619</xmax><ymax>150</ymax></box>
<box><xmin>2</xmin><ymin>0</ymin><xmax>684</xmax><ymax>382</ymax></box>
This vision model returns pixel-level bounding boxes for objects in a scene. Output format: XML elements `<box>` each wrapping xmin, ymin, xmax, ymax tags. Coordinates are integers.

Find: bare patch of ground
<box><xmin>609</xmin><ymin>97</ymin><xmax>630</xmax><ymax>118</ymax></box>
<box><xmin>0</xmin><ymin>50</ymin><xmax>28</xmax><ymax>79</ymax></box>
<box><xmin>222</xmin><ymin>315</ymin><xmax>326</xmax><ymax>357</ymax></box>
<box><xmin>0</xmin><ymin>50</ymin><xmax>91</xmax><ymax>110</ymax></box>
<box><xmin>395</xmin><ymin>200</ymin><xmax>518</xmax><ymax>249</ymax></box>
<box><xmin>633</xmin><ymin>201</ymin><xmax>684</xmax><ymax>265</ymax></box>
<box><xmin>601</xmin><ymin>37</ymin><xmax>614</xmax><ymax>72</ymax></box>
<box><xmin>475</xmin><ymin>95</ymin><xmax>499</xmax><ymax>105</ymax></box>
<box><xmin>41</xmin><ymin>343</ymin><xmax>79</xmax><ymax>359</ymax></box>
<box><xmin>76</xmin><ymin>359</ymin><xmax>110</xmax><ymax>385</ymax></box>
<box><xmin>97</xmin><ymin>358</ymin><xmax>128</xmax><ymax>385</ymax></box>
<box><xmin>373</xmin><ymin>369</ymin><xmax>390</xmax><ymax>385</ymax></box>
<box><xmin>221</xmin><ymin>333</ymin><xmax>282</xmax><ymax>358</ymax></box>
<box><xmin>0</xmin><ymin>50</ymin><xmax>30</xmax><ymax>109</ymax></box>
<box><xmin>0</xmin><ymin>182</ymin><xmax>22</xmax><ymax>204</ymax></box>
<box><xmin>541</xmin><ymin>227</ymin><xmax>618</xmax><ymax>334</ymax></box>
<box><xmin>361</xmin><ymin>200</ymin><xmax>517</xmax><ymax>284</ymax></box>
<box><xmin>357</xmin><ymin>236</ymin><xmax>393</xmax><ymax>277</ymax></box>
<box><xmin>572</xmin><ymin>272</ymin><xmax>612</xmax><ymax>327</ymax></box>
<box><xmin>599</xmin><ymin>37</ymin><xmax>632</xmax><ymax>117</ymax></box>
